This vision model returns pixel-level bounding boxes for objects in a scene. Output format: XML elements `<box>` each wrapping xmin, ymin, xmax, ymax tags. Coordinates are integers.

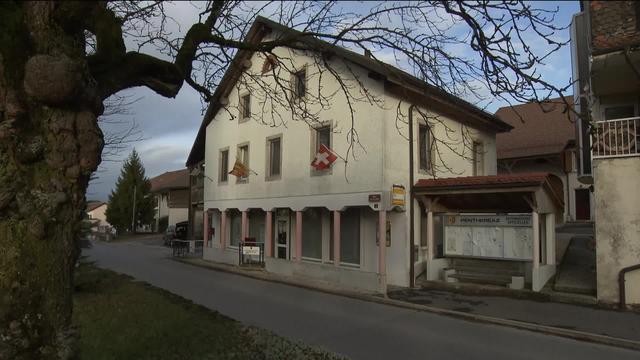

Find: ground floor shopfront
<box><xmin>198</xmin><ymin>173</ymin><xmax>563</xmax><ymax>294</ymax></box>
<box><xmin>202</xmin><ymin>199</ymin><xmax>403</xmax><ymax>293</ymax></box>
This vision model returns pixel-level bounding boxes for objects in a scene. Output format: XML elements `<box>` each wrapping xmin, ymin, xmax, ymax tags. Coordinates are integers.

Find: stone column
<box><xmin>333</xmin><ymin>210</ymin><xmax>341</xmax><ymax>266</ymax></box>
<box><xmin>378</xmin><ymin>210</ymin><xmax>387</xmax><ymax>276</ymax></box>
<box><xmin>241</xmin><ymin>210</ymin><xmax>248</xmax><ymax>243</ymax></box>
<box><xmin>203</xmin><ymin>209</ymin><xmax>209</xmax><ymax>247</ymax></box>
<box><xmin>295</xmin><ymin>210</ymin><xmax>302</xmax><ymax>262</ymax></box>
<box><xmin>265</xmin><ymin>211</ymin><xmax>273</xmax><ymax>257</ymax></box>
<box><xmin>532</xmin><ymin>211</ymin><xmax>540</xmax><ymax>270</ymax></box>
<box><xmin>545</xmin><ymin>213</ymin><xmax>556</xmax><ymax>265</ymax></box>
<box><xmin>220</xmin><ymin>210</ymin><xmax>227</xmax><ymax>248</ymax></box>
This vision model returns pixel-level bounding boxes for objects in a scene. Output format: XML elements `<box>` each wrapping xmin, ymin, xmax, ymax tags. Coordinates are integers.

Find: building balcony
<box><xmin>592</xmin><ymin>117</ymin><xmax>640</xmax><ymax>159</ymax></box>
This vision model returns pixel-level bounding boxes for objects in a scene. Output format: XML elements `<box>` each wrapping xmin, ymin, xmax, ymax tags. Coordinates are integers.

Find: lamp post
<box><xmin>131</xmin><ymin>185</ymin><xmax>137</xmax><ymax>233</ymax></box>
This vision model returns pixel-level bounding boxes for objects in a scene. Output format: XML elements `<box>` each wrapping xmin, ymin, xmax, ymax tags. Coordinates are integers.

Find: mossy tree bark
<box><xmin>0</xmin><ymin>1</ymin><xmax>229</xmax><ymax>357</ymax></box>
<box><xmin>0</xmin><ymin>1</ymin><xmax>271</xmax><ymax>357</ymax></box>
<box><xmin>0</xmin><ymin>3</ymin><xmax>104</xmax><ymax>359</ymax></box>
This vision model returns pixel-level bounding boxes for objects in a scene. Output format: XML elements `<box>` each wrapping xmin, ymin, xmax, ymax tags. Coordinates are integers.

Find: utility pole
<box><xmin>131</xmin><ymin>185</ymin><xmax>137</xmax><ymax>233</ymax></box>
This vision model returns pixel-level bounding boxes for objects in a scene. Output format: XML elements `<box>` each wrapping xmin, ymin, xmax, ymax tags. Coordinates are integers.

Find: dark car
<box><xmin>175</xmin><ymin>221</ymin><xmax>189</xmax><ymax>240</ymax></box>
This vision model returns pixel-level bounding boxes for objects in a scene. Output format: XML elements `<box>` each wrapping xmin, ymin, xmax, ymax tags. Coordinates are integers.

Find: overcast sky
<box><xmin>86</xmin><ymin>1</ymin><xmax>580</xmax><ymax>202</ymax></box>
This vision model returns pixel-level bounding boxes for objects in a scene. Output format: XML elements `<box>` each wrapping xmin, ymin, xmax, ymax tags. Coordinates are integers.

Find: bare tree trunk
<box><xmin>0</xmin><ymin>3</ymin><xmax>103</xmax><ymax>358</ymax></box>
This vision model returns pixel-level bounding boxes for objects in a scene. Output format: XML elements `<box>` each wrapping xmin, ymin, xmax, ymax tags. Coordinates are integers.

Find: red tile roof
<box><xmin>415</xmin><ymin>172</ymin><xmax>551</xmax><ymax>189</ymax></box>
<box><xmin>150</xmin><ymin>168</ymin><xmax>189</xmax><ymax>192</ymax></box>
<box><xmin>495</xmin><ymin>97</ymin><xmax>575</xmax><ymax>159</ymax></box>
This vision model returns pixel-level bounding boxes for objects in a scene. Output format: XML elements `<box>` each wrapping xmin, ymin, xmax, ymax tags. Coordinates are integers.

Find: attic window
<box><xmin>261</xmin><ymin>54</ymin><xmax>278</xmax><ymax>74</ymax></box>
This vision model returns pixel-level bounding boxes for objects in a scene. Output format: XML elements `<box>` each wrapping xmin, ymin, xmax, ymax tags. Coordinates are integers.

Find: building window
<box><xmin>418</xmin><ymin>124</ymin><xmax>431</xmax><ymax>171</ymax></box>
<box><xmin>229</xmin><ymin>209</ymin><xmax>241</xmax><ymax>246</ymax></box>
<box><xmin>293</xmin><ymin>69</ymin><xmax>306</xmax><ymax>99</ymax></box>
<box><xmin>267</xmin><ymin>136</ymin><xmax>282</xmax><ymax>179</ymax></box>
<box><xmin>302</xmin><ymin>208</ymin><xmax>323</xmax><ymax>260</ymax></box>
<box><xmin>472</xmin><ymin>141</ymin><xmax>484</xmax><ymax>176</ymax></box>
<box><xmin>219</xmin><ymin>149</ymin><xmax>229</xmax><ymax>183</ymax></box>
<box><xmin>603</xmin><ymin>105</ymin><xmax>636</xmax><ymax>120</ymax></box>
<box><xmin>330</xmin><ymin>207</ymin><xmax>360</xmax><ymax>265</ymax></box>
<box><xmin>240</xmin><ymin>93</ymin><xmax>251</xmax><ymax>121</ymax></box>
<box><xmin>238</xmin><ymin>144</ymin><xmax>249</xmax><ymax>182</ymax></box>
<box><xmin>316</xmin><ymin>126</ymin><xmax>331</xmax><ymax>151</ymax></box>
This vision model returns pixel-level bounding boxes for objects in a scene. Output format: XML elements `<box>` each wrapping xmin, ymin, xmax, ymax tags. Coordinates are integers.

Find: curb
<box><xmin>172</xmin><ymin>257</ymin><xmax>640</xmax><ymax>352</ymax></box>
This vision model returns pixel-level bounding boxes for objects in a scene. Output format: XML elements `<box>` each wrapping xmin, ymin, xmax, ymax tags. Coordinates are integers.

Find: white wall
<box><xmin>168</xmin><ymin>208</ymin><xmax>189</xmax><ymax>227</ymax></box>
<box><xmin>88</xmin><ymin>204</ymin><xmax>110</xmax><ymax>229</ymax></box>
<box><xmin>594</xmin><ymin>157</ymin><xmax>640</xmax><ymax>305</ymax></box>
<box><xmin>202</xmin><ymin>34</ymin><xmax>499</xmax><ymax>288</ymax></box>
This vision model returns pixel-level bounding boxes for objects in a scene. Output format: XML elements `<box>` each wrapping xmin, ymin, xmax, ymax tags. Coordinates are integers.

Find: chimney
<box><xmin>364</xmin><ymin>49</ymin><xmax>372</xmax><ymax>59</ymax></box>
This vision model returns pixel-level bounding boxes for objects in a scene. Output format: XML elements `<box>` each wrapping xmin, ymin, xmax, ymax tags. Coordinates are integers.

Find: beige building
<box><xmin>86</xmin><ymin>201</ymin><xmax>111</xmax><ymax>233</ymax></box>
<box><xmin>150</xmin><ymin>169</ymin><xmax>190</xmax><ymax>232</ymax></box>
<box><xmin>572</xmin><ymin>1</ymin><xmax>640</xmax><ymax>307</ymax></box>
<box><xmin>496</xmin><ymin>97</ymin><xmax>593</xmax><ymax>222</ymax></box>
<box><xmin>185</xmin><ymin>17</ymin><xmax>565</xmax><ymax>294</ymax></box>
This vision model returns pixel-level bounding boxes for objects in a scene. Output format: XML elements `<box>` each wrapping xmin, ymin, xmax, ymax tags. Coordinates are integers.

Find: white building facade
<box><xmin>188</xmin><ymin>17</ymin><xmax>511</xmax><ymax>293</ymax></box>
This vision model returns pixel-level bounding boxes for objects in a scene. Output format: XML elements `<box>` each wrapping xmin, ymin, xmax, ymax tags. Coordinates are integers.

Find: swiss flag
<box><xmin>311</xmin><ymin>144</ymin><xmax>338</xmax><ymax>170</ymax></box>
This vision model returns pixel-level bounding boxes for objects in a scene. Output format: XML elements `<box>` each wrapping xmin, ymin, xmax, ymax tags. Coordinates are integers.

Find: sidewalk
<box><xmin>387</xmin><ymin>287</ymin><xmax>640</xmax><ymax>342</ymax></box>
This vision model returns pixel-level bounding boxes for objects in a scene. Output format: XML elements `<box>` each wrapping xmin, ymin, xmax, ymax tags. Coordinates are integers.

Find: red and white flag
<box><xmin>311</xmin><ymin>144</ymin><xmax>338</xmax><ymax>170</ymax></box>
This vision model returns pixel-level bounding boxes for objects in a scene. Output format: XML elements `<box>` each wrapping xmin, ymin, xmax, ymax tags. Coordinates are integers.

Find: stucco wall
<box><xmin>88</xmin><ymin>204</ymin><xmax>110</xmax><ymax>228</ymax></box>
<box><xmin>168</xmin><ymin>208</ymin><xmax>189</xmax><ymax>227</ymax></box>
<box><xmin>594</xmin><ymin>157</ymin><xmax>640</xmax><ymax>304</ymax></box>
<box><xmin>201</xmin><ymin>34</ymin><xmax>499</xmax><ymax>289</ymax></box>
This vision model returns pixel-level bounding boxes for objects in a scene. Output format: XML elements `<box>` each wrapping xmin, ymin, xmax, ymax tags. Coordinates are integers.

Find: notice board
<box><xmin>444</xmin><ymin>215</ymin><xmax>533</xmax><ymax>261</ymax></box>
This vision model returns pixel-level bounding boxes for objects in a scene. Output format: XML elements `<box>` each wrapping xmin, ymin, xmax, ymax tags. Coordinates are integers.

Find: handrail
<box><xmin>592</xmin><ymin>117</ymin><xmax>640</xmax><ymax>159</ymax></box>
<box><xmin>619</xmin><ymin>263</ymin><xmax>640</xmax><ymax>308</ymax></box>
<box><xmin>595</xmin><ymin>116</ymin><xmax>640</xmax><ymax>123</ymax></box>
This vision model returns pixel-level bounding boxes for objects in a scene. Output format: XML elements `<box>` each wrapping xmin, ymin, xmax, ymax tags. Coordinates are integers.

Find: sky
<box><xmin>86</xmin><ymin>1</ymin><xmax>580</xmax><ymax>201</ymax></box>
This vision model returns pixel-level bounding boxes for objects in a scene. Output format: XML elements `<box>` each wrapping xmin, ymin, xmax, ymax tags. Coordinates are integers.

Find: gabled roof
<box><xmin>415</xmin><ymin>172</ymin><xmax>551</xmax><ymax>190</ymax></box>
<box><xmin>150</xmin><ymin>168</ymin><xmax>189</xmax><ymax>193</ymax></box>
<box><xmin>186</xmin><ymin>16</ymin><xmax>512</xmax><ymax>166</ymax></box>
<box><xmin>495</xmin><ymin>96</ymin><xmax>575</xmax><ymax>160</ymax></box>
<box><xmin>86</xmin><ymin>201</ymin><xmax>106</xmax><ymax>212</ymax></box>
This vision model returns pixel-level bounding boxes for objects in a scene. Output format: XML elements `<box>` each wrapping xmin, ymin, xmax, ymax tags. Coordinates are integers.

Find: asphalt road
<box><xmin>85</xmin><ymin>240</ymin><xmax>639</xmax><ymax>360</ymax></box>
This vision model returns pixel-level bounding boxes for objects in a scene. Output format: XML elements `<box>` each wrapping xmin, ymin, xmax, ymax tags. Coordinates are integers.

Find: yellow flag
<box><xmin>229</xmin><ymin>160</ymin><xmax>249</xmax><ymax>178</ymax></box>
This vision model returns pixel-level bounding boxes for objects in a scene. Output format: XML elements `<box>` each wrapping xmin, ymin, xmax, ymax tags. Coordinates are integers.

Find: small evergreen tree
<box><xmin>106</xmin><ymin>149</ymin><xmax>154</xmax><ymax>233</ymax></box>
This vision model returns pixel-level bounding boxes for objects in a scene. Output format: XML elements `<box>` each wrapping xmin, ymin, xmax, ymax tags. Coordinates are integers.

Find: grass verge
<box><xmin>73</xmin><ymin>261</ymin><xmax>345</xmax><ymax>360</ymax></box>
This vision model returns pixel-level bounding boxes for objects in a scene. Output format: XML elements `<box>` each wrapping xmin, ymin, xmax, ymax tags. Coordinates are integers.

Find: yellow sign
<box><xmin>391</xmin><ymin>184</ymin><xmax>406</xmax><ymax>207</ymax></box>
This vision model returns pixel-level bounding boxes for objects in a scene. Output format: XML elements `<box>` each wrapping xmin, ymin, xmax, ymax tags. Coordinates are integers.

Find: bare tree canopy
<box><xmin>0</xmin><ymin>1</ymin><xmax>572</xmax><ymax>358</ymax></box>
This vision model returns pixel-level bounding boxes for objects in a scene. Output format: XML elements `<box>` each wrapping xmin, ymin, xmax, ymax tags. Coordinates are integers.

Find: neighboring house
<box><xmin>150</xmin><ymin>169</ymin><xmax>190</xmax><ymax>232</ymax></box>
<box><xmin>184</xmin><ymin>17</ymin><xmax>568</xmax><ymax>294</ymax></box>
<box><xmin>187</xmin><ymin>163</ymin><xmax>205</xmax><ymax>241</ymax></box>
<box><xmin>495</xmin><ymin>97</ymin><xmax>593</xmax><ymax>222</ymax></box>
<box><xmin>86</xmin><ymin>201</ymin><xmax>111</xmax><ymax>233</ymax></box>
<box><xmin>572</xmin><ymin>1</ymin><xmax>640</xmax><ymax>306</ymax></box>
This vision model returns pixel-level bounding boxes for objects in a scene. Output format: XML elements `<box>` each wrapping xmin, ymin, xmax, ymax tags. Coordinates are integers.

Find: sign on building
<box><xmin>444</xmin><ymin>215</ymin><xmax>533</xmax><ymax>261</ymax></box>
<box><xmin>391</xmin><ymin>184</ymin><xmax>406</xmax><ymax>209</ymax></box>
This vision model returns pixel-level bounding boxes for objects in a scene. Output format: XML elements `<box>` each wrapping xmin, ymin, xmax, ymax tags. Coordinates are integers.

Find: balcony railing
<box><xmin>592</xmin><ymin>117</ymin><xmax>640</xmax><ymax>159</ymax></box>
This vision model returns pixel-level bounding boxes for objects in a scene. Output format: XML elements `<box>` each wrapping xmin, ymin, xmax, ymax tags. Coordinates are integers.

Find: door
<box><xmin>575</xmin><ymin>189</ymin><xmax>591</xmax><ymax>220</ymax></box>
<box><xmin>275</xmin><ymin>211</ymin><xmax>290</xmax><ymax>259</ymax></box>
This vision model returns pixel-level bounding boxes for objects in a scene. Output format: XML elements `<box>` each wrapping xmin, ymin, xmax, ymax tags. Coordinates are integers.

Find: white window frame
<box><xmin>218</xmin><ymin>147</ymin><xmax>229</xmax><ymax>184</ymax></box>
<box><xmin>239</xmin><ymin>93</ymin><xmax>251</xmax><ymax>122</ymax></box>
<box><xmin>236</xmin><ymin>143</ymin><xmax>250</xmax><ymax>183</ymax></box>
<box><xmin>265</xmin><ymin>134</ymin><xmax>283</xmax><ymax>181</ymax></box>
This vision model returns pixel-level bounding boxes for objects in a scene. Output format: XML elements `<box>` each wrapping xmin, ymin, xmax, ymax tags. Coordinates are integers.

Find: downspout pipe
<box><xmin>408</xmin><ymin>104</ymin><xmax>416</xmax><ymax>288</ymax></box>
<box><xmin>619</xmin><ymin>263</ymin><xmax>640</xmax><ymax>308</ymax></box>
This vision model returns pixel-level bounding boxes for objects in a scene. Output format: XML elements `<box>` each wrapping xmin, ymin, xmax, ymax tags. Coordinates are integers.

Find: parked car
<box><xmin>163</xmin><ymin>225</ymin><xmax>176</xmax><ymax>246</ymax></box>
<box><xmin>175</xmin><ymin>221</ymin><xmax>189</xmax><ymax>240</ymax></box>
